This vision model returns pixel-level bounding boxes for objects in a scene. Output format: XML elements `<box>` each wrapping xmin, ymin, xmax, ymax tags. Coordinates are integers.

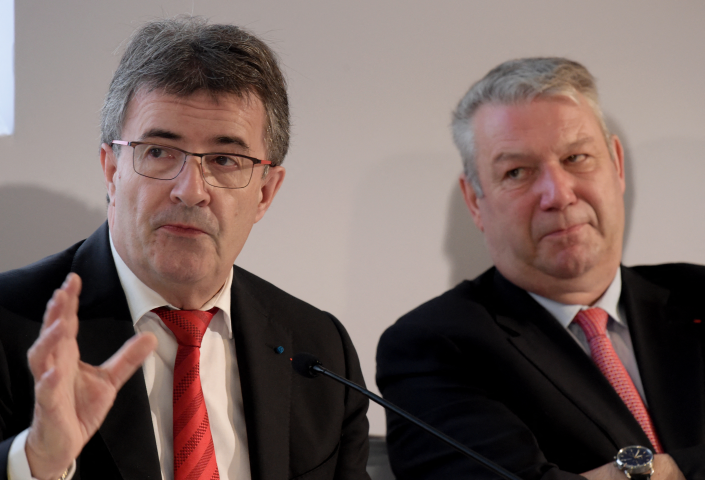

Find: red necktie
<box><xmin>153</xmin><ymin>307</ymin><xmax>221</xmax><ymax>480</ymax></box>
<box><xmin>573</xmin><ymin>308</ymin><xmax>663</xmax><ymax>453</ymax></box>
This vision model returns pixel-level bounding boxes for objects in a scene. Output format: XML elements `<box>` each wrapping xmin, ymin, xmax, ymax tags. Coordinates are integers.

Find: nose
<box><xmin>535</xmin><ymin>164</ymin><xmax>577</xmax><ymax>211</ymax></box>
<box><xmin>169</xmin><ymin>156</ymin><xmax>211</xmax><ymax>207</ymax></box>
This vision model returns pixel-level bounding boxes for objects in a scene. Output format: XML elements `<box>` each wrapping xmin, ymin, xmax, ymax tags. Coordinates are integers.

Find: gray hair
<box><xmin>451</xmin><ymin>57</ymin><xmax>611</xmax><ymax>197</ymax></box>
<box><xmin>101</xmin><ymin>16</ymin><xmax>289</xmax><ymax>166</ymax></box>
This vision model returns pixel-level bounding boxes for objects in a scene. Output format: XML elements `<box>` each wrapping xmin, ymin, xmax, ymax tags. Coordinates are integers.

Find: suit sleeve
<box><xmin>376</xmin><ymin>318</ymin><xmax>585</xmax><ymax>480</ymax></box>
<box><xmin>328</xmin><ymin>314</ymin><xmax>371</xmax><ymax>480</ymax></box>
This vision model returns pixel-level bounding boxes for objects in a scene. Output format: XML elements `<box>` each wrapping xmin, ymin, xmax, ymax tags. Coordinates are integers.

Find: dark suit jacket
<box><xmin>0</xmin><ymin>223</ymin><xmax>370</xmax><ymax>480</ymax></box>
<box><xmin>376</xmin><ymin>266</ymin><xmax>705</xmax><ymax>480</ymax></box>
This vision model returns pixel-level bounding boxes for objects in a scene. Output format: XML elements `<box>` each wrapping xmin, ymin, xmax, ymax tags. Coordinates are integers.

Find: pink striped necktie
<box><xmin>153</xmin><ymin>307</ymin><xmax>221</xmax><ymax>480</ymax></box>
<box><xmin>573</xmin><ymin>308</ymin><xmax>663</xmax><ymax>453</ymax></box>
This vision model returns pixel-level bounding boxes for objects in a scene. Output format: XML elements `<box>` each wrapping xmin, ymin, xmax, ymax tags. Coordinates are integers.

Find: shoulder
<box><xmin>383</xmin><ymin>267</ymin><xmax>499</xmax><ymax>340</ymax></box>
<box><xmin>377</xmin><ymin>268</ymin><xmax>505</xmax><ymax>377</ymax></box>
<box><xmin>628</xmin><ymin>262</ymin><xmax>705</xmax><ymax>286</ymax></box>
<box><xmin>232</xmin><ymin>265</ymin><xmax>354</xmax><ymax>352</ymax></box>
<box><xmin>626</xmin><ymin>263</ymin><xmax>705</xmax><ymax>306</ymax></box>
<box><xmin>233</xmin><ymin>264</ymin><xmax>335</xmax><ymax>323</ymax></box>
<box><xmin>0</xmin><ymin>240</ymin><xmax>84</xmax><ymax>320</ymax></box>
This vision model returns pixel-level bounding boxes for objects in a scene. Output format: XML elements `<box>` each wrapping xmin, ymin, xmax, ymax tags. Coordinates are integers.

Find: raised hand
<box><xmin>25</xmin><ymin>273</ymin><xmax>158</xmax><ymax>480</ymax></box>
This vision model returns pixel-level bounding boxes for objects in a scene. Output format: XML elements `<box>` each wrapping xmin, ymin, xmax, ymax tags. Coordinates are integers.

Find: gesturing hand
<box><xmin>25</xmin><ymin>273</ymin><xmax>158</xmax><ymax>480</ymax></box>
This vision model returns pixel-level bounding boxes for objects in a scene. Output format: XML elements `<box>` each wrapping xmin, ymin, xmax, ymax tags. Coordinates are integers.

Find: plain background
<box><xmin>1</xmin><ymin>0</ymin><xmax>705</xmax><ymax>435</ymax></box>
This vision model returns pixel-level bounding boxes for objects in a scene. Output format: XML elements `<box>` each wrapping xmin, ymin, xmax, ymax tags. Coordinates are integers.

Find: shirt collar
<box><xmin>528</xmin><ymin>268</ymin><xmax>624</xmax><ymax>328</ymax></box>
<box><xmin>109</xmin><ymin>232</ymin><xmax>233</xmax><ymax>337</ymax></box>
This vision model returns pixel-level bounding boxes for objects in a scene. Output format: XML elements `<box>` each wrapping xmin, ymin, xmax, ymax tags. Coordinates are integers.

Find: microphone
<box><xmin>291</xmin><ymin>352</ymin><xmax>322</xmax><ymax>378</ymax></box>
<box><xmin>291</xmin><ymin>353</ymin><xmax>522</xmax><ymax>480</ymax></box>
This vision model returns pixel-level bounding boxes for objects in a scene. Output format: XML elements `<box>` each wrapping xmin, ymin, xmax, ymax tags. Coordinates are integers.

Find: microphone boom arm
<box><xmin>309</xmin><ymin>363</ymin><xmax>522</xmax><ymax>480</ymax></box>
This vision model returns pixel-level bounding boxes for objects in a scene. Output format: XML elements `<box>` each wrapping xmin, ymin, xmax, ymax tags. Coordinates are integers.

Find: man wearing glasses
<box><xmin>0</xmin><ymin>17</ymin><xmax>369</xmax><ymax>480</ymax></box>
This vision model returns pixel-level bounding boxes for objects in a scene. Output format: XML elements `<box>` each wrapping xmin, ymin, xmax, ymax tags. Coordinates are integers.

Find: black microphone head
<box><xmin>291</xmin><ymin>353</ymin><xmax>321</xmax><ymax>378</ymax></box>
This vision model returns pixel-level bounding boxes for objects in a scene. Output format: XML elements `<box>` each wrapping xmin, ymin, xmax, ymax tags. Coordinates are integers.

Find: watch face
<box><xmin>617</xmin><ymin>446</ymin><xmax>654</xmax><ymax>468</ymax></box>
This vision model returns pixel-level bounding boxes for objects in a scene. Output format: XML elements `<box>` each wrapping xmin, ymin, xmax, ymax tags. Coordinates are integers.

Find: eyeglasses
<box><xmin>111</xmin><ymin>140</ymin><xmax>272</xmax><ymax>189</ymax></box>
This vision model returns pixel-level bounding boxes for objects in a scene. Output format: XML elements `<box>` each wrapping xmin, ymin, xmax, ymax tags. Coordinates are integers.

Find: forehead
<box><xmin>472</xmin><ymin>95</ymin><xmax>606</xmax><ymax>163</ymax></box>
<box><xmin>121</xmin><ymin>89</ymin><xmax>267</xmax><ymax>151</ymax></box>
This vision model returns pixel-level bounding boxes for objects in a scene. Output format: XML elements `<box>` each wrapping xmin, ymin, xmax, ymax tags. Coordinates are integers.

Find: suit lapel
<box><xmin>621</xmin><ymin>267</ymin><xmax>705</xmax><ymax>451</ymax></box>
<box><xmin>230</xmin><ymin>268</ymin><xmax>293</xmax><ymax>480</ymax></box>
<box><xmin>491</xmin><ymin>271</ymin><xmax>650</xmax><ymax>451</ymax></box>
<box><xmin>71</xmin><ymin>224</ymin><xmax>162</xmax><ymax>479</ymax></box>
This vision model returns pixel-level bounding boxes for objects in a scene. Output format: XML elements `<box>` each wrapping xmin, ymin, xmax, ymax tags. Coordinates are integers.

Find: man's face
<box><xmin>460</xmin><ymin>95</ymin><xmax>625</xmax><ymax>302</ymax></box>
<box><xmin>101</xmin><ymin>89</ymin><xmax>284</xmax><ymax>307</ymax></box>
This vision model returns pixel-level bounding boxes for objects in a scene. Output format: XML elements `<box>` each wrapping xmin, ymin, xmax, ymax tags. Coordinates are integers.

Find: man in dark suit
<box><xmin>377</xmin><ymin>58</ymin><xmax>704</xmax><ymax>480</ymax></box>
<box><xmin>0</xmin><ymin>17</ymin><xmax>369</xmax><ymax>480</ymax></box>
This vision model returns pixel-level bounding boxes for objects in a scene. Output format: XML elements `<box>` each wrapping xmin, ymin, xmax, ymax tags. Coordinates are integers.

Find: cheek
<box><xmin>482</xmin><ymin>197</ymin><xmax>531</xmax><ymax>231</ymax></box>
<box><xmin>116</xmin><ymin>177</ymin><xmax>166</xmax><ymax>225</ymax></box>
<box><xmin>215</xmin><ymin>193</ymin><xmax>259</xmax><ymax>237</ymax></box>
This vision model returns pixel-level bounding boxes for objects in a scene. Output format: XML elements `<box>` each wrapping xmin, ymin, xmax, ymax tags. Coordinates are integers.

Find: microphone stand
<box><xmin>303</xmin><ymin>359</ymin><xmax>522</xmax><ymax>480</ymax></box>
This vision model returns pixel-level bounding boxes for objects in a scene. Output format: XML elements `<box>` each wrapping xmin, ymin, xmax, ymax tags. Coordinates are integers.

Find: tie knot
<box><xmin>153</xmin><ymin>307</ymin><xmax>218</xmax><ymax>347</ymax></box>
<box><xmin>573</xmin><ymin>307</ymin><xmax>609</xmax><ymax>341</ymax></box>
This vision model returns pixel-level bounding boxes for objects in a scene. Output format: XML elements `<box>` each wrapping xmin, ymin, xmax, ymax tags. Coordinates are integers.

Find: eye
<box><xmin>214</xmin><ymin>155</ymin><xmax>235</xmax><ymax>166</ymax></box>
<box><xmin>207</xmin><ymin>155</ymin><xmax>244</xmax><ymax>169</ymax></box>
<box><xmin>506</xmin><ymin>167</ymin><xmax>524</xmax><ymax>180</ymax></box>
<box><xmin>147</xmin><ymin>147</ymin><xmax>166</xmax><ymax>158</ymax></box>
<box><xmin>565</xmin><ymin>154</ymin><xmax>587</xmax><ymax>164</ymax></box>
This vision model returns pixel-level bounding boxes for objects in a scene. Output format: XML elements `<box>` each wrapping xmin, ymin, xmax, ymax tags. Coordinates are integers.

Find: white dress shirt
<box><xmin>528</xmin><ymin>269</ymin><xmax>648</xmax><ymax>402</ymax></box>
<box><xmin>8</xmin><ymin>236</ymin><xmax>251</xmax><ymax>480</ymax></box>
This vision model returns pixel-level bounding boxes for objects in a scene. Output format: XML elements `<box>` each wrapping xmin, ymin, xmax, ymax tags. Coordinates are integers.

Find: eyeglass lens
<box><xmin>133</xmin><ymin>144</ymin><xmax>256</xmax><ymax>189</ymax></box>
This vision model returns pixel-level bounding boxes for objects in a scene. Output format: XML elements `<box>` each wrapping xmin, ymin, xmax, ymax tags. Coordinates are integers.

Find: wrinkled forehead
<box><xmin>121</xmin><ymin>84</ymin><xmax>261</xmax><ymax>128</ymax></box>
<box><xmin>117</xmin><ymin>88</ymin><xmax>268</xmax><ymax>158</ymax></box>
<box><xmin>125</xmin><ymin>85</ymin><xmax>262</xmax><ymax>117</ymax></box>
<box><xmin>472</xmin><ymin>95</ymin><xmax>606</xmax><ymax>161</ymax></box>
<box><xmin>129</xmin><ymin>87</ymin><xmax>263</xmax><ymax>124</ymax></box>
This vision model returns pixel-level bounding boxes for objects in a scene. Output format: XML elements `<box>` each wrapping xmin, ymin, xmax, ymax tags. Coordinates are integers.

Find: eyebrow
<box><xmin>138</xmin><ymin>129</ymin><xmax>250</xmax><ymax>151</ymax></box>
<box><xmin>138</xmin><ymin>128</ymin><xmax>181</xmax><ymax>142</ymax></box>
<box><xmin>492</xmin><ymin>136</ymin><xmax>598</xmax><ymax>164</ymax></box>
<box><xmin>212</xmin><ymin>135</ymin><xmax>249</xmax><ymax>150</ymax></box>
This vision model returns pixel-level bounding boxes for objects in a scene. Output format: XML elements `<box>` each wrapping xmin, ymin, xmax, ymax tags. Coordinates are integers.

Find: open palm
<box><xmin>25</xmin><ymin>274</ymin><xmax>157</xmax><ymax>480</ymax></box>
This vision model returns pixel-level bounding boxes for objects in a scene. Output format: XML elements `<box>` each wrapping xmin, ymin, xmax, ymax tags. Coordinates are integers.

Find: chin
<box><xmin>537</xmin><ymin>248</ymin><xmax>598</xmax><ymax>280</ymax></box>
<box><xmin>537</xmin><ymin>233</ymin><xmax>609</xmax><ymax>275</ymax></box>
<box><xmin>150</xmin><ymin>249</ymin><xmax>215</xmax><ymax>284</ymax></box>
<box><xmin>545</xmin><ymin>256</ymin><xmax>603</xmax><ymax>280</ymax></box>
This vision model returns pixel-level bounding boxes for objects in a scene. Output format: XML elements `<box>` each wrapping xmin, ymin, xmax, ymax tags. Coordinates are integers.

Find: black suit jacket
<box><xmin>376</xmin><ymin>266</ymin><xmax>705</xmax><ymax>480</ymax></box>
<box><xmin>0</xmin><ymin>223</ymin><xmax>370</xmax><ymax>480</ymax></box>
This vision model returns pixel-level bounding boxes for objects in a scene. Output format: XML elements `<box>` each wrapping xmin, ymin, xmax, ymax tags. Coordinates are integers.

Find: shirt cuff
<box><xmin>7</xmin><ymin>429</ymin><xmax>76</xmax><ymax>480</ymax></box>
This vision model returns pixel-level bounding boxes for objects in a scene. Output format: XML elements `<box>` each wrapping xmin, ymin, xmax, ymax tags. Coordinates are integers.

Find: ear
<box><xmin>610</xmin><ymin>134</ymin><xmax>626</xmax><ymax>194</ymax></box>
<box><xmin>459</xmin><ymin>173</ymin><xmax>484</xmax><ymax>232</ymax></box>
<box><xmin>100</xmin><ymin>143</ymin><xmax>119</xmax><ymax>206</ymax></box>
<box><xmin>255</xmin><ymin>166</ymin><xmax>286</xmax><ymax>223</ymax></box>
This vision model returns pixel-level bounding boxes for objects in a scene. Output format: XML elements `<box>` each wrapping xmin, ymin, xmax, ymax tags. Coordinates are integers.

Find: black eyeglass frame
<box><xmin>111</xmin><ymin>140</ymin><xmax>272</xmax><ymax>190</ymax></box>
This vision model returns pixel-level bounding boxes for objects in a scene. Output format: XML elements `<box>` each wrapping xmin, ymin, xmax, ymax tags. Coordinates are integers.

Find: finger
<box><xmin>41</xmin><ymin>274</ymin><xmax>82</xmax><ymax>332</ymax></box>
<box><xmin>101</xmin><ymin>333</ymin><xmax>158</xmax><ymax>390</ymax></box>
<box><xmin>29</xmin><ymin>318</ymin><xmax>79</xmax><ymax>385</ymax></box>
<box><xmin>34</xmin><ymin>359</ymin><xmax>70</xmax><ymax>412</ymax></box>
<box><xmin>62</xmin><ymin>274</ymin><xmax>82</xmax><ymax>327</ymax></box>
<box><xmin>57</xmin><ymin>274</ymin><xmax>81</xmax><ymax>338</ymax></box>
<box><xmin>62</xmin><ymin>273</ymin><xmax>82</xmax><ymax>298</ymax></box>
<box><xmin>41</xmin><ymin>290</ymin><xmax>64</xmax><ymax>333</ymax></box>
<box><xmin>28</xmin><ymin>319</ymin><xmax>67</xmax><ymax>379</ymax></box>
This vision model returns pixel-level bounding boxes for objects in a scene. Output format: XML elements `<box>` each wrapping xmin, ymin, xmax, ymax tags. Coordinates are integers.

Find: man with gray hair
<box><xmin>0</xmin><ymin>17</ymin><xmax>369</xmax><ymax>480</ymax></box>
<box><xmin>377</xmin><ymin>58</ymin><xmax>704</xmax><ymax>480</ymax></box>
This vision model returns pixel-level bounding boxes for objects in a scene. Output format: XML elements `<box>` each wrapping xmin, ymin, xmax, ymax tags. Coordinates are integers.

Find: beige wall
<box><xmin>2</xmin><ymin>0</ymin><xmax>705</xmax><ymax>435</ymax></box>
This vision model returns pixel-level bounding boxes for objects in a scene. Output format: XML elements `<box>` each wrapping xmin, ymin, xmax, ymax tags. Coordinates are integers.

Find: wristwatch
<box><xmin>614</xmin><ymin>445</ymin><xmax>654</xmax><ymax>480</ymax></box>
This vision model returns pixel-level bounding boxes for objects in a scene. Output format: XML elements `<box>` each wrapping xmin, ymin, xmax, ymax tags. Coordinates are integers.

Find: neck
<box><xmin>502</xmin><ymin>263</ymin><xmax>620</xmax><ymax>306</ymax></box>
<box><xmin>152</xmin><ymin>281</ymin><xmax>225</xmax><ymax>310</ymax></box>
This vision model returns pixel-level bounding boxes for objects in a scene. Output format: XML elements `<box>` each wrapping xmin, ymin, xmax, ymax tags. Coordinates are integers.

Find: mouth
<box><xmin>542</xmin><ymin>223</ymin><xmax>587</xmax><ymax>239</ymax></box>
<box><xmin>158</xmin><ymin>223</ymin><xmax>210</xmax><ymax>237</ymax></box>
